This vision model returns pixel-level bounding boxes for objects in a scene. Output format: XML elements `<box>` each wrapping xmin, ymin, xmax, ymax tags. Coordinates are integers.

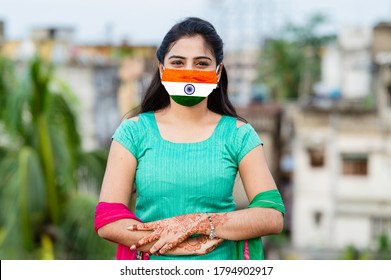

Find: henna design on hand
<box><xmin>175</xmin><ymin>235</ymin><xmax>224</xmax><ymax>255</ymax></box>
<box><xmin>128</xmin><ymin>213</ymin><xmax>229</xmax><ymax>255</ymax></box>
<box><xmin>176</xmin><ymin>235</ymin><xmax>209</xmax><ymax>253</ymax></box>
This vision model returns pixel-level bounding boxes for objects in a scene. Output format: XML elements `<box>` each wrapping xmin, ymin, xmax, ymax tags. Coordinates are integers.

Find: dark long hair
<box><xmin>132</xmin><ymin>17</ymin><xmax>245</xmax><ymax>122</ymax></box>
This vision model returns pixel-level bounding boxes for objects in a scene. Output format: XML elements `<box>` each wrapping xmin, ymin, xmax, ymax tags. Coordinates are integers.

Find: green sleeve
<box><xmin>112</xmin><ymin>119</ymin><xmax>140</xmax><ymax>159</ymax></box>
<box><xmin>235</xmin><ymin>124</ymin><xmax>263</xmax><ymax>163</ymax></box>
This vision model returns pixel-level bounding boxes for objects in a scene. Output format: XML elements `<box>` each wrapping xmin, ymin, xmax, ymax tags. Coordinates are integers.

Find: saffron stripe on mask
<box><xmin>161</xmin><ymin>68</ymin><xmax>218</xmax><ymax>84</ymax></box>
<box><xmin>162</xmin><ymin>81</ymin><xmax>217</xmax><ymax>97</ymax></box>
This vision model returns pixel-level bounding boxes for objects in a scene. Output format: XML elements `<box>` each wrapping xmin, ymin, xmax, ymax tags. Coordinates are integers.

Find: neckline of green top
<box><xmin>148</xmin><ymin>111</ymin><xmax>226</xmax><ymax>145</ymax></box>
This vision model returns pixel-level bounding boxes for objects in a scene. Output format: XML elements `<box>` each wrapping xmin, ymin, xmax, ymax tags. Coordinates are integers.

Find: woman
<box><xmin>95</xmin><ymin>17</ymin><xmax>285</xmax><ymax>260</ymax></box>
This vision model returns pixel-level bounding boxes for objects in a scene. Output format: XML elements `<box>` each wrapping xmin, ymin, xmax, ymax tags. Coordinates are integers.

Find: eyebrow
<box><xmin>168</xmin><ymin>55</ymin><xmax>212</xmax><ymax>61</ymax></box>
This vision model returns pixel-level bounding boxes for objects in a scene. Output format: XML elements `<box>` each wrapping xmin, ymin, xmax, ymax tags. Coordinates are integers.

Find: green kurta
<box><xmin>112</xmin><ymin>111</ymin><xmax>263</xmax><ymax>260</ymax></box>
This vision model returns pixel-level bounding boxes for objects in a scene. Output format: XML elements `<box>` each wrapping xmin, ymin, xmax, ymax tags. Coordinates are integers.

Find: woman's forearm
<box><xmin>210</xmin><ymin>208</ymin><xmax>284</xmax><ymax>241</ymax></box>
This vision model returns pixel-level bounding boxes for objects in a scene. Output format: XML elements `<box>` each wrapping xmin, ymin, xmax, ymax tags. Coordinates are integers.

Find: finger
<box><xmin>127</xmin><ymin>222</ymin><xmax>156</xmax><ymax>231</ymax></box>
<box><xmin>201</xmin><ymin>238</ymin><xmax>224</xmax><ymax>255</ymax></box>
<box><xmin>157</xmin><ymin>242</ymin><xmax>176</xmax><ymax>255</ymax></box>
<box><xmin>132</xmin><ymin>232</ymin><xmax>160</xmax><ymax>249</ymax></box>
<box><xmin>149</xmin><ymin>231</ymin><xmax>185</xmax><ymax>255</ymax></box>
<box><xmin>212</xmin><ymin>237</ymin><xmax>223</xmax><ymax>243</ymax></box>
<box><xmin>204</xmin><ymin>244</ymin><xmax>218</xmax><ymax>254</ymax></box>
<box><xmin>212</xmin><ymin>238</ymin><xmax>224</xmax><ymax>246</ymax></box>
<box><xmin>158</xmin><ymin>234</ymin><xmax>189</xmax><ymax>255</ymax></box>
<box><xmin>148</xmin><ymin>239</ymin><xmax>169</xmax><ymax>255</ymax></box>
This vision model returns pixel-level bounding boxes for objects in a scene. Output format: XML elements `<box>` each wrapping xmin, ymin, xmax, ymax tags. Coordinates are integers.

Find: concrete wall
<box><xmin>292</xmin><ymin>110</ymin><xmax>391</xmax><ymax>250</ymax></box>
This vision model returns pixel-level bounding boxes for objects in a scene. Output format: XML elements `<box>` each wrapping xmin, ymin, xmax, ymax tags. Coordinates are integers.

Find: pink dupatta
<box><xmin>94</xmin><ymin>202</ymin><xmax>149</xmax><ymax>260</ymax></box>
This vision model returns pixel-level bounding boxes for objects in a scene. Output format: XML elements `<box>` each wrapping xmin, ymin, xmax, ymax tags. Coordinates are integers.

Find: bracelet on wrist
<box><xmin>206</xmin><ymin>213</ymin><xmax>217</xmax><ymax>240</ymax></box>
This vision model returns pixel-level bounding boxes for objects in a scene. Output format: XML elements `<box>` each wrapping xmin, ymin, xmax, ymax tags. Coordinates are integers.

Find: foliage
<box><xmin>0</xmin><ymin>55</ymin><xmax>114</xmax><ymax>259</ymax></box>
<box><xmin>257</xmin><ymin>12</ymin><xmax>336</xmax><ymax>102</ymax></box>
<box><xmin>340</xmin><ymin>245</ymin><xmax>367</xmax><ymax>260</ymax></box>
<box><xmin>340</xmin><ymin>234</ymin><xmax>391</xmax><ymax>260</ymax></box>
<box><xmin>377</xmin><ymin>234</ymin><xmax>391</xmax><ymax>260</ymax></box>
<box><xmin>258</xmin><ymin>39</ymin><xmax>303</xmax><ymax>101</ymax></box>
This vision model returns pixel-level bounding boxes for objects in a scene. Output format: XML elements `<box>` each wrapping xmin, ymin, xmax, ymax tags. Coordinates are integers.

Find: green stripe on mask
<box><xmin>171</xmin><ymin>95</ymin><xmax>205</xmax><ymax>107</ymax></box>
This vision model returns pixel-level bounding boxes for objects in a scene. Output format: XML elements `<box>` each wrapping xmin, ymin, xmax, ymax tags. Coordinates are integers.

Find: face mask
<box><xmin>161</xmin><ymin>67</ymin><xmax>219</xmax><ymax>106</ymax></box>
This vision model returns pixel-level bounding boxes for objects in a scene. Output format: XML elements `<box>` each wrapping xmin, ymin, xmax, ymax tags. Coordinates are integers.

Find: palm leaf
<box><xmin>77</xmin><ymin>150</ymin><xmax>108</xmax><ymax>195</ymax></box>
<box><xmin>0</xmin><ymin>146</ymin><xmax>47</xmax><ymax>258</ymax></box>
<box><xmin>0</xmin><ymin>55</ymin><xmax>110</xmax><ymax>259</ymax></box>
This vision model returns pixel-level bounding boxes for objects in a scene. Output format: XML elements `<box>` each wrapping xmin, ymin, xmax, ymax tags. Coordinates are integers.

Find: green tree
<box><xmin>257</xmin><ymin>13</ymin><xmax>336</xmax><ymax>102</ymax></box>
<box><xmin>377</xmin><ymin>234</ymin><xmax>391</xmax><ymax>260</ymax></box>
<box><xmin>0</xmin><ymin>55</ymin><xmax>115</xmax><ymax>259</ymax></box>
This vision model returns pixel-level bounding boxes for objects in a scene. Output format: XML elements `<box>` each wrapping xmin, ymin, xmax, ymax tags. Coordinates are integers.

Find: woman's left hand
<box><xmin>128</xmin><ymin>213</ymin><xmax>210</xmax><ymax>255</ymax></box>
<box><xmin>169</xmin><ymin>235</ymin><xmax>224</xmax><ymax>256</ymax></box>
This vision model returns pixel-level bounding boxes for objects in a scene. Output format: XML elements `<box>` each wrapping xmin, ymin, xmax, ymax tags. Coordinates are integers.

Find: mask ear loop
<box><xmin>159</xmin><ymin>64</ymin><xmax>165</xmax><ymax>79</ymax></box>
<box><xmin>216</xmin><ymin>64</ymin><xmax>221</xmax><ymax>87</ymax></box>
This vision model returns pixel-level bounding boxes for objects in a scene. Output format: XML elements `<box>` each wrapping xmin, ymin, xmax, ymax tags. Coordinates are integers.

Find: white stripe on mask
<box><xmin>162</xmin><ymin>81</ymin><xmax>217</xmax><ymax>97</ymax></box>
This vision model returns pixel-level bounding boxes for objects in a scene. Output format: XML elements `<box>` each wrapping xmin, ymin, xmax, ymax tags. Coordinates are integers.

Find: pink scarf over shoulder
<box><xmin>94</xmin><ymin>202</ymin><xmax>149</xmax><ymax>260</ymax></box>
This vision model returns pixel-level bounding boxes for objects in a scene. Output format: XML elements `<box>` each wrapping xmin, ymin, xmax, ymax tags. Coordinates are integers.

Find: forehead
<box><xmin>166</xmin><ymin>35</ymin><xmax>214</xmax><ymax>59</ymax></box>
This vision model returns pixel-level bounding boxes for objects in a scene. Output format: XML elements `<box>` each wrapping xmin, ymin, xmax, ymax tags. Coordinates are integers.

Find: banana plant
<box><xmin>0</xmin><ymin>55</ymin><xmax>115</xmax><ymax>259</ymax></box>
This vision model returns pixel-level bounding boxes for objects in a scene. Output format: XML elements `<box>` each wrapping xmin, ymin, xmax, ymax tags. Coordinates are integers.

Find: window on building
<box><xmin>314</xmin><ymin>211</ymin><xmax>323</xmax><ymax>227</ymax></box>
<box><xmin>341</xmin><ymin>153</ymin><xmax>368</xmax><ymax>176</ymax></box>
<box><xmin>387</xmin><ymin>65</ymin><xmax>391</xmax><ymax>107</ymax></box>
<box><xmin>371</xmin><ymin>217</ymin><xmax>391</xmax><ymax>248</ymax></box>
<box><xmin>387</xmin><ymin>82</ymin><xmax>391</xmax><ymax>107</ymax></box>
<box><xmin>307</xmin><ymin>147</ymin><xmax>325</xmax><ymax>168</ymax></box>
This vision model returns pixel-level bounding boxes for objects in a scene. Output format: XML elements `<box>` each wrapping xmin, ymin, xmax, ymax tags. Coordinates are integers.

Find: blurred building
<box><xmin>0</xmin><ymin>26</ymin><xmax>157</xmax><ymax>150</ymax></box>
<box><xmin>59</xmin><ymin>43</ymin><xmax>156</xmax><ymax>149</ymax></box>
<box><xmin>233</xmin><ymin>103</ymin><xmax>283</xmax><ymax>209</ymax></box>
<box><xmin>224</xmin><ymin>50</ymin><xmax>260</xmax><ymax>107</ymax></box>
<box><xmin>209</xmin><ymin>0</ymin><xmax>285</xmax><ymax>107</ymax></box>
<box><xmin>287</xmin><ymin>23</ymin><xmax>391</xmax><ymax>258</ymax></box>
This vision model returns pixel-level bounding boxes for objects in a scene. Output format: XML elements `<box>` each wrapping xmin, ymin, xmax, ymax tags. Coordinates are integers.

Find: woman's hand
<box><xmin>128</xmin><ymin>213</ymin><xmax>211</xmax><ymax>255</ymax></box>
<box><xmin>167</xmin><ymin>235</ymin><xmax>224</xmax><ymax>256</ymax></box>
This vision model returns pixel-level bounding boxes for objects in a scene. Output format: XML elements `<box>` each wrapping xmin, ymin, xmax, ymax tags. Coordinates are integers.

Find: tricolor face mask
<box><xmin>161</xmin><ymin>66</ymin><xmax>219</xmax><ymax>107</ymax></box>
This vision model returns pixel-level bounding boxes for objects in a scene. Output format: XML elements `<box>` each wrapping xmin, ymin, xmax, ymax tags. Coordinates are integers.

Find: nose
<box><xmin>183</xmin><ymin>62</ymin><xmax>194</xmax><ymax>70</ymax></box>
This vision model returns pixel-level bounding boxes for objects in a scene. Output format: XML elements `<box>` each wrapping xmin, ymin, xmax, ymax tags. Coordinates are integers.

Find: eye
<box><xmin>195</xmin><ymin>60</ymin><xmax>213</xmax><ymax>70</ymax></box>
<box><xmin>196</xmin><ymin>61</ymin><xmax>210</xmax><ymax>67</ymax></box>
<box><xmin>170</xmin><ymin>60</ymin><xmax>183</xmax><ymax>66</ymax></box>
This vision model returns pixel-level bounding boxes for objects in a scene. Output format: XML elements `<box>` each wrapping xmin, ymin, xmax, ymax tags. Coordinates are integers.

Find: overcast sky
<box><xmin>1</xmin><ymin>0</ymin><xmax>391</xmax><ymax>45</ymax></box>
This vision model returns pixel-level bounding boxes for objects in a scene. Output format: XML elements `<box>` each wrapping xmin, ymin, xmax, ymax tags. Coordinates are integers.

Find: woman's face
<box><xmin>161</xmin><ymin>35</ymin><xmax>218</xmax><ymax>71</ymax></box>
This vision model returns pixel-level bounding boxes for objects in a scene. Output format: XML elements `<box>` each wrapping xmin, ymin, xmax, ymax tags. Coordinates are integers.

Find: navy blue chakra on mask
<box><xmin>184</xmin><ymin>84</ymin><xmax>196</xmax><ymax>95</ymax></box>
